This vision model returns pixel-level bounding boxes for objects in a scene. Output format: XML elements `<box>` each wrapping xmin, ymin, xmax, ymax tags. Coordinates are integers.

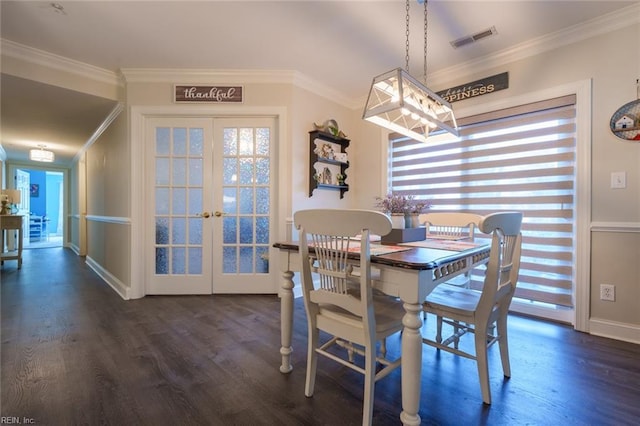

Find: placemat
<box><xmin>400</xmin><ymin>239</ymin><xmax>482</xmax><ymax>251</ymax></box>
<box><xmin>368</xmin><ymin>244</ymin><xmax>412</xmax><ymax>256</ymax></box>
<box><xmin>310</xmin><ymin>242</ymin><xmax>411</xmax><ymax>256</ymax></box>
<box><xmin>344</xmin><ymin>242</ymin><xmax>412</xmax><ymax>255</ymax></box>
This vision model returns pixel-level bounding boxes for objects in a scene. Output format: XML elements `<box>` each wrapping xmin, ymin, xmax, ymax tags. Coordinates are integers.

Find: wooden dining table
<box><xmin>273</xmin><ymin>237</ymin><xmax>491</xmax><ymax>425</ymax></box>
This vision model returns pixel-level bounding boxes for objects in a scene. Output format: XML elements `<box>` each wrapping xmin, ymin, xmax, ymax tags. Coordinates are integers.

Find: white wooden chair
<box><xmin>419</xmin><ymin>212</ymin><xmax>483</xmax><ymax>288</ymax></box>
<box><xmin>422</xmin><ymin>211</ymin><xmax>523</xmax><ymax>405</ymax></box>
<box><xmin>294</xmin><ymin>209</ymin><xmax>404</xmax><ymax>426</ymax></box>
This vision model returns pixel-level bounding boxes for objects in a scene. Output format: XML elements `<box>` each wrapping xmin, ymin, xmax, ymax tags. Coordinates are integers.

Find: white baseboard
<box><xmin>69</xmin><ymin>243</ymin><xmax>81</xmax><ymax>255</ymax></box>
<box><xmin>589</xmin><ymin>317</ymin><xmax>640</xmax><ymax>345</ymax></box>
<box><xmin>85</xmin><ymin>256</ymin><xmax>130</xmax><ymax>300</ymax></box>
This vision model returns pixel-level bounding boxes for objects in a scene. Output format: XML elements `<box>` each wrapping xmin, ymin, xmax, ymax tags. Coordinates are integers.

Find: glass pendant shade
<box><xmin>363</xmin><ymin>67</ymin><xmax>458</xmax><ymax>142</ymax></box>
<box><xmin>30</xmin><ymin>148</ymin><xmax>55</xmax><ymax>162</ymax></box>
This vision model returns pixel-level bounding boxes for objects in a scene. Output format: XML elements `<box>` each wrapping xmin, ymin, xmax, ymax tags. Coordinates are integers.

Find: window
<box><xmin>389</xmin><ymin>95</ymin><xmax>577</xmax><ymax>315</ymax></box>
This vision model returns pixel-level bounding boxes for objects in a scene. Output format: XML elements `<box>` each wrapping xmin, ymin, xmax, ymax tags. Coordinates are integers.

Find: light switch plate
<box><xmin>611</xmin><ymin>172</ymin><xmax>626</xmax><ymax>189</ymax></box>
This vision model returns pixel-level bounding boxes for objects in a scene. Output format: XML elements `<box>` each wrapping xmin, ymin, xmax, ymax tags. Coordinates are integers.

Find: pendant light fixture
<box><xmin>30</xmin><ymin>144</ymin><xmax>55</xmax><ymax>162</ymax></box>
<box><xmin>363</xmin><ymin>0</ymin><xmax>458</xmax><ymax>142</ymax></box>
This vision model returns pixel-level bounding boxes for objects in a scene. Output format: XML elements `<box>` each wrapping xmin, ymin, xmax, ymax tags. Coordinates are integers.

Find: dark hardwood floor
<box><xmin>2</xmin><ymin>248</ymin><xmax>639</xmax><ymax>425</ymax></box>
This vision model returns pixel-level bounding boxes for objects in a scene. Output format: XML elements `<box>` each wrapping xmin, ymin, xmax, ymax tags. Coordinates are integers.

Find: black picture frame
<box><xmin>30</xmin><ymin>184</ymin><xmax>39</xmax><ymax>197</ymax></box>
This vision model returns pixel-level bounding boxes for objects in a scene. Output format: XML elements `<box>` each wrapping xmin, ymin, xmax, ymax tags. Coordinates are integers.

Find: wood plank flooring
<box><xmin>2</xmin><ymin>248</ymin><xmax>639</xmax><ymax>425</ymax></box>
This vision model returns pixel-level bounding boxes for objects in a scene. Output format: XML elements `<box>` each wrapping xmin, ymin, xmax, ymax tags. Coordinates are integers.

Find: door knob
<box><xmin>214</xmin><ymin>211</ymin><xmax>225</xmax><ymax>217</ymax></box>
<box><xmin>197</xmin><ymin>212</ymin><xmax>211</xmax><ymax>218</ymax></box>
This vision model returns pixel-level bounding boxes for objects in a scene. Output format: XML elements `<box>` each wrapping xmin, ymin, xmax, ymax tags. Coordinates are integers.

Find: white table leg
<box><xmin>400</xmin><ymin>302</ymin><xmax>423</xmax><ymax>426</ymax></box>
<box><xmin>279</xmin><ymin>269</ymin><xmax>295</xmax><ymax>373</ymax></box>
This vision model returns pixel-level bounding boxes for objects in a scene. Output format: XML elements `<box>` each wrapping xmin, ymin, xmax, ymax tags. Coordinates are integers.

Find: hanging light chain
<box><xmin>405</xmin><ymin>0</ymin><xmax>411</xmax><ymax>72</ymax></box>
<box><xmin>423</xmin><ymin>0</ymin><xmax>428</xmax><ymax>84</ymax></box>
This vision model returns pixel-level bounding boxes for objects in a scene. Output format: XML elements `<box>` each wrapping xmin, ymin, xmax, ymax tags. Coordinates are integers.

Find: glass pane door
<box><xmin>146</xmin><ymin>118</ymin><xmax>213</xmax><ymax>294</ymax></box>
<box><xmin>212</xmin><ymin>118</ymin><xmax>276</xmax><ymax>293</ymax></box>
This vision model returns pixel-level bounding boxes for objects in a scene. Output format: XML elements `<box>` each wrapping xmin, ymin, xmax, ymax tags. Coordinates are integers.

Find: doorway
<box><xmin>145</xmin><ymin>116</ymin><xmax>277</xmax><ymax>295</ymax></box>
<box><xmin>11</xmin><ymin>166</ymin><xmax>65</xmax><ymax>249</ymax></box>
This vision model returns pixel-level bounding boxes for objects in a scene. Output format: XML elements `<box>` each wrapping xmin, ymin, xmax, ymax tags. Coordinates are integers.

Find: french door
<box><xmin>145</xmin><ymin>116</ymin><xmax>276</xmax><ymax>294</ymax></box>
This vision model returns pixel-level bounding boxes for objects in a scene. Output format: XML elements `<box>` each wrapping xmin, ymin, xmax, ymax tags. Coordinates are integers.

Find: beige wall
<box><xmin>290</xmin><ymin>85</ymin><xmax>356</xmax><ymax>212</ymax></box>
<box><xmin>4</xmin><ymin>18</ymin><xmax>637</xmax><ymax>341</ymax></box>
<box><xmin>591</xmin><ymin>232</ymin><xmax>640</xmax><ymax>324</ymax></box>
<box><xmin>85</xmin><ymin>112</ymin><xmax>130</xmax><ymax>291</ymax></box>
<box><xmin>350</xmin><ymin>23</ymin><xmax>640</xmax><ymax>340</ymax></box>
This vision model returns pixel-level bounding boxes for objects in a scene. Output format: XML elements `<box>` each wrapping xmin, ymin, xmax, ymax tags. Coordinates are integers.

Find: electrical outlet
<box><xmin>600</xmin><ymin>284</ymin><xmax>615</xmax><ymax>301</ymax></box>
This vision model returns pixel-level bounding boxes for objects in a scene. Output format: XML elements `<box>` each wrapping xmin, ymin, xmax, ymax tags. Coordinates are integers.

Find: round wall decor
<box><xmin>610</xmin><ymin>80</ymin><xmax>640</xmax><ymax>141</ymax></box>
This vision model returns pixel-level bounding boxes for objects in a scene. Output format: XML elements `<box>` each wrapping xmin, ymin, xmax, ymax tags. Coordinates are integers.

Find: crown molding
<box><xmin>120</xmin><ymin>68</ymin><xmax>296</xmax><ymax>84</ymax></box>
<box><xmin>73</xmin><ymin>102</ymin><xmax>125</xmax><ymax>166</ymax></box>
<box><xmin>427</xmin><ymin>3</ymin><xmax>640</xmax><ymax>88</ymax></box>
<box><xmin>120</xmin><ymin>68</ymin><xmax>356</xmax><ymax>109</ymax></box>
<box><xmin>1</xmin><ymin>39</ymin><xmax>123</xmax><ymax>88</ymax></box>
<box><xmin>3</xmin><ymin>2</ymin><xmax>638</xmax><ymax>110</ymax></box>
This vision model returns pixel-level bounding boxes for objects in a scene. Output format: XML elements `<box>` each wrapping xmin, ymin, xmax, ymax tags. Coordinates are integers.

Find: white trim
<box><xmin>427</xmin><ymin>3</ymin><xmax>640</xmax><ymax>88</ymax></box>
<box><xmin>591</xmin><ymin>222</ymin><xmax>640</xmax><ymax>233</ymax></box>
<box><xmin>73</xmin><ymin>103</ymin><xmax>125</xmax><ymax>165</ymax></box>
<box><xmin>510</xmin><ymin>300</ymin><xmax>573</xmax><ymax>324</ymax></box>
<box><xmin>122</xmin><ymin>68</ymin><xmax>297</xmax><ymax>84</ymax></box>
<box><xmin>69</xmin><ymin>242</ymin><xmax>81</xmax><ymax>256</ymax></box>
<box><xmin>121</xmin><ymin>68</ymin><xmax>357</xmax><ymax>109</ymax></box>
<box><xmin>573</xmin><ymin>79</ymin><xmax>592</xmax><ymax>333</ymax></box>
<box><xmin>589</xmin><ymin>318</ymin><xmax>640</xmax><ymax>345</ymax></box>
<box><xmin>85</xmin><ymin>215</ymin><xmax>130</xmax><ymax>225</ymax></box>
<box><xmin>86</xmin><ymin>256</ymin><xmax>130</xmax><ymax>300</ymax></box>
<box><xmin>0</xmin><ymin>145</ymin><xmax>7</xmax><ymax>162</ymax></box>
<box><xmin>129</xmin><ymin>104</ymin><xmax>289</xmax><ymax>299</ymax></box>
<box><xmin>4</xmin><ymin>2</ymin><xmax>638</xmax><ymax>110</ymax></box>
<box><xmin>1</xmin><ymin>39</ymin><xmax>123</xmax><ymax>88</ymax></box>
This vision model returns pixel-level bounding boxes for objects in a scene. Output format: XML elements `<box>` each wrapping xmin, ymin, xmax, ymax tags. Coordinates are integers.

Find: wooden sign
<box><xmin>174</xmin><ymin>85</ymin><xmax>243</xmax><ymax>103</ymax></box>
<box><xmin>436</xmin><ymin>72</ymin><xmax>508</xmax><ymax>103</ymax></box>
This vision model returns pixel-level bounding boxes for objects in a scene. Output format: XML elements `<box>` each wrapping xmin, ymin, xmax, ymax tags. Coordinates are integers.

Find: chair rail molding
<box><xmin>85</xmin><ymin>215</ymin><xmax>130</xmax><ymax>225</ymax></box>
<box><xmin>591</xmin><ymin>222</ymin><xmax>640</xmax><ymax>233</ymax></box>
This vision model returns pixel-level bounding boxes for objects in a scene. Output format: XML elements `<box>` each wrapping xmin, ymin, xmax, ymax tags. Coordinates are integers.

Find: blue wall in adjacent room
<box><xmin>29</xmin><ymin>171</ymin><xmax>47</xmax><ymax>216</ymax></box>
<box><xmin>27</xmin><ymin>170</ymin><xmax>63</xmax><ymax>236</ymax></box>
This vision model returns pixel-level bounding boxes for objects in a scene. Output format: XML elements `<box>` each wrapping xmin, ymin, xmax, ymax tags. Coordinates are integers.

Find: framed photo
<box><xmin>30</xmin><ymin>184</ymin><xmax>39</xmax><ymax>197</ymax></box>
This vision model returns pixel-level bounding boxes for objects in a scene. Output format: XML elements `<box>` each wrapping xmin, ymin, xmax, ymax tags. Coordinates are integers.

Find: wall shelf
<box><xmin>308</xmin><ymin>130</ymin><xmax>350</xmax><ymax>199</ymax></box>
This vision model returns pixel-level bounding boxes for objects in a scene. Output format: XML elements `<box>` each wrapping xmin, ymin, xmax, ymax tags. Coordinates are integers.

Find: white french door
<box><xmin>145</xmin><ymin>116</ymin><xmax>276</xmax><ymax>294</ymax></box>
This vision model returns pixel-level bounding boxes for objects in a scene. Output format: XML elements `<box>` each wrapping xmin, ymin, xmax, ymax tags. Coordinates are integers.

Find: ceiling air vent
<box><xmin>450</xmin><ymin>26</ymin><xmax>498</xmax><ymax>49</ymax></box>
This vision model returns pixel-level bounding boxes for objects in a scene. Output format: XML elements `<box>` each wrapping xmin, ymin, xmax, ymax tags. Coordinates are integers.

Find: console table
<box><xmin>1</xmin><ymin>215</ymin><xmax>24</xmax><ymax>269</ymax></box>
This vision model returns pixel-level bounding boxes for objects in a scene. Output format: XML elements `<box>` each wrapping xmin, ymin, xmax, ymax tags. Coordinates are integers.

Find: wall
<box><xmin>290</xmin><ymin>85</ymin><xmax>356</xmax><ymax>213</ymax></box>
<box><xmin>28</xmin><ymin>170</ymin><xmax>46</xmax><ymax>216</ymax></box>
<box><xmin>351</xmin><ymin>23</ymin><xmax>640</xmax><ymax>342</ymax></box>
<box><xmin>85</xmin><ymin>111</ymin><xmax>130</xmax><ymax>295</ymax></box>
<box><xmin>123</xmin><ymin>76</ymin><xmax>354</xmax><ymax>298</ymax></box>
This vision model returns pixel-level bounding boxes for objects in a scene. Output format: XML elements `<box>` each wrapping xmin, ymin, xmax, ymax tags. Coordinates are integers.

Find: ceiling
<box><xmin>1</xmin><ymin>0</ymin><xmax>638</xmax><ymax>168</ymax></box>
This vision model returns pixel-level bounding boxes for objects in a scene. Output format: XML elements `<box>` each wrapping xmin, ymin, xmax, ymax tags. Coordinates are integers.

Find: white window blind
<box><xmin>389</xmin><ymin>95</ymin><xmax>577</xmax><ymax>308</ymax></box>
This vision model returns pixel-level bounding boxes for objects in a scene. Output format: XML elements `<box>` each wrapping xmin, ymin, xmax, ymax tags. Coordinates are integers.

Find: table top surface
<box><xmin>273</xmin><ymin>239</ymin><xmax>490</xmax><ymax>271</ymax></box>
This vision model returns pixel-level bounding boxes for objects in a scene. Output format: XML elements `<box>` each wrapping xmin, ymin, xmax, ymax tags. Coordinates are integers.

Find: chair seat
<box><xmin>319</xmin><ymin>292</ymin><xmax>405</xmax><ymax>337</ymax></box>
<box><xmin>425</xmin><ymin>285</ymin><xmax>480</xmax><ymax>316</ymax></box>
<box><xmin>421</xmin><ymin>211</ymin><xmax>523</xmax><ymax>405</ymax></box>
